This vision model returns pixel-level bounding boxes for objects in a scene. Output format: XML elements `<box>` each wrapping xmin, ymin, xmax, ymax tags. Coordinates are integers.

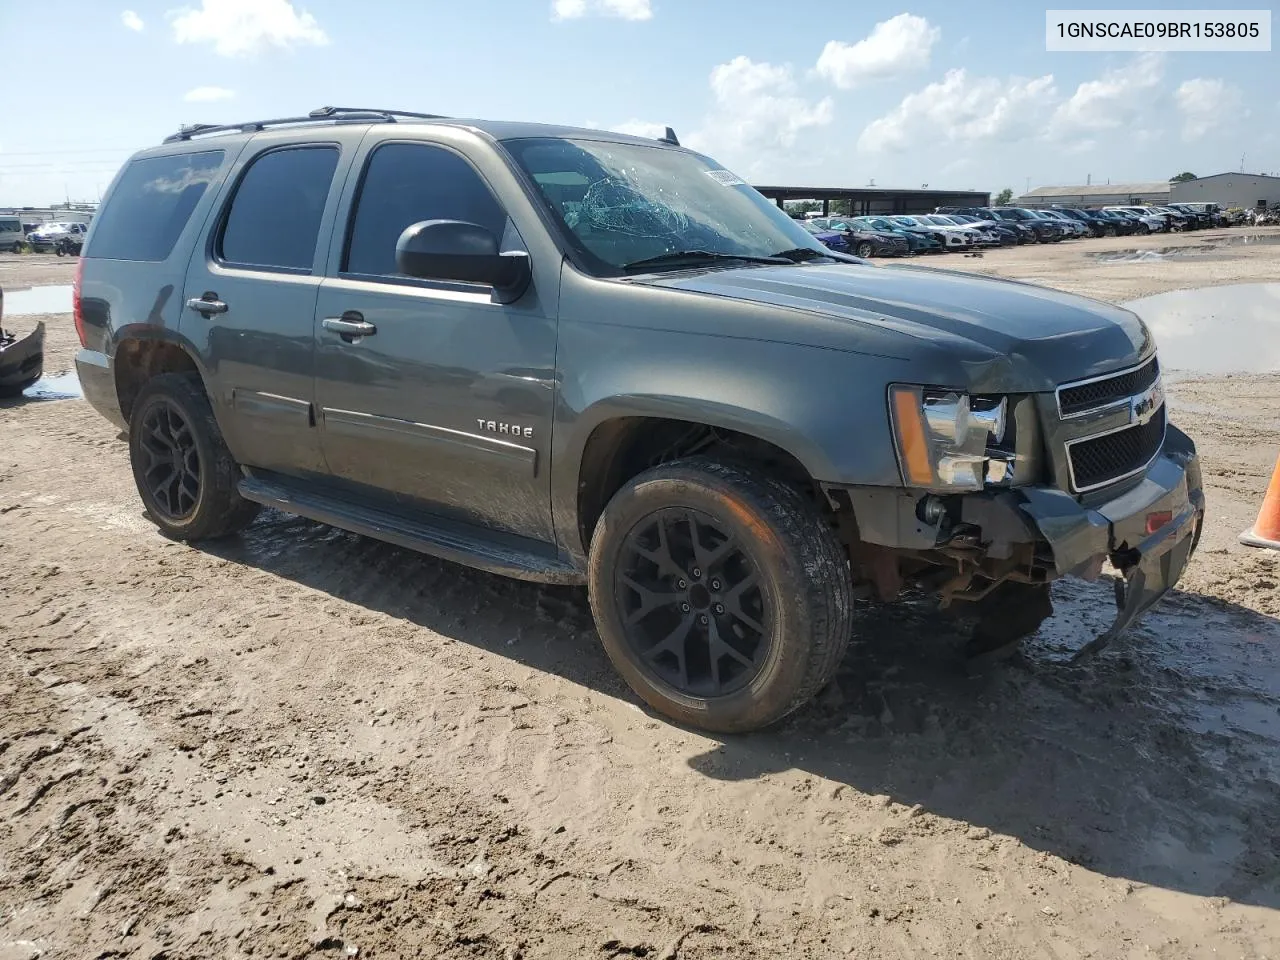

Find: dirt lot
<box><xmin>2</xmin><ymin>231</ymin><xmax>1279</xmax><ymax>959</ymax></box>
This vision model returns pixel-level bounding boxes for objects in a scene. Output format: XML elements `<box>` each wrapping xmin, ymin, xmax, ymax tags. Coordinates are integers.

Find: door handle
<box><xmin>322</xmin><ymin>313</ymin><xmax>377</xmax><ymax>339</ymax></box>
<box><xmin>186</xmin><ymin>294</ymin><xmax>228</xmax><ymax>316</ymax></box>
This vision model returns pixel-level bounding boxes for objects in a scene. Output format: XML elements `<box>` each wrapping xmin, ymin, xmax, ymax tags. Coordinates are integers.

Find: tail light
<box><xmin>72</xmin><ymin>256</ymin><xmax>86</xmax><ymax>346</ymax></box>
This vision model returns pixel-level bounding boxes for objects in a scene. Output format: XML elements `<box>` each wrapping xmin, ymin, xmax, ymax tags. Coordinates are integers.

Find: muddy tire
<box><xmin>587</xmin><ymin>458</ymin><xmax>852</xmax><ymax>733</ymax></box>
<box><xmin>965</xmin><ymin>581</ymin><xmax>1053</xmax><ymax>662</ymax></box>
<box><xmin>128</xmin><ymin>372</ymin><xmax>259</xmax><ymax>541</ymax></box>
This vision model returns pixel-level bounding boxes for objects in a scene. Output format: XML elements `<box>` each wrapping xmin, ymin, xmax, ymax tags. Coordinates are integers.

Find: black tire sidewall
<box><xmin>128</xmin><ymin>373</ymin><xmax>246</xmax><ymax>540</ymax></box>
<box><xmin>588</xmin><ymin>464</ymin><xmax>837</xmax><ymax>733</ymax></box>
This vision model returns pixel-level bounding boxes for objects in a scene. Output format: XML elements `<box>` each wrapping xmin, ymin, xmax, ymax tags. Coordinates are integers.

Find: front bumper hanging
<box><xmin>0</xmin><ymin>321</ymin><xmax>45</xmax><ymax>393</ymax></box>
<box><xmin>1020</xmin><ymin>426</ymin><xmax>1205</xmax><ymax>660</ymax></box>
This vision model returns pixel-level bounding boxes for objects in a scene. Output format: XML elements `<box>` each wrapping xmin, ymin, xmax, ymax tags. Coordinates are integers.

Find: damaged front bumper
<box><xmin>1017</xmin><ymin>424</ymin><xmax>1204</xmax><ymax>657</ymax></box>
<box><xmin>0</xmin><ymin>321</ymin><xmax>45</xmax><ymax>395</ymax></box>
<box><xmin>840</xmin><ymin>425</ymin><xmax>1205</xmax><ymax>657</ymax></box>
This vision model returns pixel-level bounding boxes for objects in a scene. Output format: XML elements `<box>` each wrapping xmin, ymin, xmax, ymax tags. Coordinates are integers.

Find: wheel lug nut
<box><xmin>677</xmin><ymin>579</ymin><xmax>687</xmax><ymax>589</ymax></box>
<box><xmin>681</xmin><ymin>602</ymin><xmax>691</xmax><ymax>613</ymax></box>
<box><xmin>699</xmin><ymin>614</ymin><xmax>709</xmax><ymax>625</ymax></box>
<box><xmin>714</xmin><ymin>603</ymin><xmax>724</xmax><ymax>615</ymax></box>
<box><xmin>692</xmin><ymin>567</ymin><xmax>702</xmax><ymax>579</ymax></box>
<box><xmin>711</xmin><ymin>579</ymin><xmax>721</xmax><ymax>591</ymax></box>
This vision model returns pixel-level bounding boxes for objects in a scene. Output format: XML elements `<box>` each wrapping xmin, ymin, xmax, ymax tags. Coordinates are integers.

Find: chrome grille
<box><xmin>1058</xmin><ymin>356</ymin><xmax>1160</xmax><ymax>417</ymax></box>
<box><xmin>1067</xmin><ymin>406</ymin><xmax>1166</xmax><ymax>492</ymax></box>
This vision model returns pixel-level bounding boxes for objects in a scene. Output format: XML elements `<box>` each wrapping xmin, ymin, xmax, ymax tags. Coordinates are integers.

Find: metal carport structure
<box><xmin>753</xmin><ymin>185</ymin><xmax>992</xmax><ymax>217</ymax></box>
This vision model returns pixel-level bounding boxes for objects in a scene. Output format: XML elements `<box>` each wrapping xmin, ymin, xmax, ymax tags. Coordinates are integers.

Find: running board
<box><xmin>237</xmin><ymin>475</ymin><xmax>584</xmax><ymax>585</ymax></box>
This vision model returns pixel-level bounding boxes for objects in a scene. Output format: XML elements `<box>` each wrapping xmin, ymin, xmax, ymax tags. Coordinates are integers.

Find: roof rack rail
<box><xmin>307</xmin><ymin>106</ymin><xmax>450</xmax><ymax>122</ymax></box>
<box><xmin>162</xmin><ymin>106</ymin><xmax>450</xmax><ymax>144</ymax></box>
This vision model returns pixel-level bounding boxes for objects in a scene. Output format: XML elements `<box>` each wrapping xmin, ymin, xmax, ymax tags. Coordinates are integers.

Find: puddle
<box><xmin>1124</xmin><ymin>283</ymin><xmax>1280</xmax><ymax>374</ymax></box>
<box><xmin>22</xmin><ymin>371</ymin><xmax>83</xmax><ymax>400</ymax></box>
<box><xmin>3</xmin><ymin>284</ymin><xmax>73</xmax><ymax>315</ymax></box>
<box><xmin>1210</xmin><ymin>233</ymin><xmax>1280</xmax><ymax>246</ymax></box>
<box><xmin>1088</xmin><ymin>246</ymin><xmax>1222</xmax><ymax>263</ymax></box>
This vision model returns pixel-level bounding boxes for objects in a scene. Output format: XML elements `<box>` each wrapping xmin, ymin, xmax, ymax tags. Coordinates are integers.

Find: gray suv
<box><xmin>74</xmin><ymin>107</ymin><xmax>1204</xmax><ymax>733</ymax></box>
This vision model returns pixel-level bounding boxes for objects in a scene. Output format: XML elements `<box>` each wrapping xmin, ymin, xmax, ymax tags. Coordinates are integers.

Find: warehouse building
<box><xmin>1013</xmin><ymin>181</ymin><xmax>1171</xmax><ymax>208</ymax></box>
<box><xmin>1170</xmin><ymin>173</ymin><xmax>1280</xmax><ymax>210</ymax></box>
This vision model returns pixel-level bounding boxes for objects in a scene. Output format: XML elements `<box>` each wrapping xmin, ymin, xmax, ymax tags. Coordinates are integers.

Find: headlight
<box><xmin>889</xmin><ymin>385</ymin><xmax>1007</xmax><ymax>491</ymax></box>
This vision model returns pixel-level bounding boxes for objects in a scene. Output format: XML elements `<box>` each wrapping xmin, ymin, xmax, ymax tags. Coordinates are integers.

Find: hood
<box><xmin>640</xmin><ymin>262</ymin><xmax>1153</xmax><ymax>390</ymax></box>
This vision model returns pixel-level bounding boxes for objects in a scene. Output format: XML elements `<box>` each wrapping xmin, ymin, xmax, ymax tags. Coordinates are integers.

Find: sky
<box><xmin>1</xmin><ymin>0</ymin><xmax>1275</xmax><ymax>205</ymax></box>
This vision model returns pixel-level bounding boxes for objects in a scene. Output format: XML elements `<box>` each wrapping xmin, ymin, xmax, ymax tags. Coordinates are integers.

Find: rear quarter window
<box><xmin>0</xmin><ymin>219</ymin><xmax>20</xmax><ymax>232</ymax></box>
<box><xmin>87</xmin><ymin>150</ymin><xmax>225</xmax><ymax>261</ymax></box>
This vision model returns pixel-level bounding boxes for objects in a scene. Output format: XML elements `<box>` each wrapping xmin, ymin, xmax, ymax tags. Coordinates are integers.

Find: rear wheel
<box><xmin>128</xmin><ymin>372</ymin><xmax>259</xmax><ymax>541</ymax></box>
<box><xmin>588</xmin><ymin>459</ymin><xmax>852</xmax><ymax>733</ymax></box>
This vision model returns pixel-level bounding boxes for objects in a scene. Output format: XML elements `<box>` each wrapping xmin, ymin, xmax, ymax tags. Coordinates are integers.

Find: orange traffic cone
<box><xmin>1240</xmin><ymin>450</ymin><xmax>1280</xmax><ymax>550</ymax></box>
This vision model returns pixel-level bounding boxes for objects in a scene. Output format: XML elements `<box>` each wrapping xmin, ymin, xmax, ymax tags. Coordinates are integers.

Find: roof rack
<box><xmin>163</xmin><ymin>106</ymin><xmax>450</xmax><ymax>144</ymax></box>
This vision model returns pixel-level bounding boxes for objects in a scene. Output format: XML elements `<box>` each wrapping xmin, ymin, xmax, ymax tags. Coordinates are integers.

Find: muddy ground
<box><xmin>2</xmin><ymin>230</ymin><xmax>1279</xmax><ymax>959</ymax></box>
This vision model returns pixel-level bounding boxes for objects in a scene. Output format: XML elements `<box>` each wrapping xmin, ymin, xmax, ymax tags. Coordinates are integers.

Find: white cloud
<box><xmin>1049</xmin><ymin>53</ymin><xmax>1163</xmax><ymax>136</ymax></box>
<box><xmin>1176</xmin><ymin>78</ymin><xmax>1245</xmax><ymax>141</ymax></box>
<box><xmin>184</xmin><ymin>85</ymin><xmax>236</xmax><ymax>102</ymax></box>
<box><xmin>815</xmin><ymin>13</ymin><xmax>940</xmax><ymax>90</ymax></box>
<box><xmin>121</xmin><ymin>9</ymin><xmax>144</xmax><ymax>31</ymax></box>
<box><xmin>686</xmin><ymin>56</ymin><xmax>833</xmax><ymax>177</ymax></box>
<box><xmin>552</xmin><ymin>0</ymin><xmax>652</xmax><ymax>21</ymax></box>
<box><xmin>168</xmin><ymin>0</ymin><xmax>328</xmax><ymax>57</ymax></box>
<box><xmin>858</xmin><ymin>68</ymin><xmax>1057</xmax><ymax>153</ymax></box>
<box><xmin>610</xmin><ymin>120</ymin><xmax>668</xmax><ymax>139</ymax></box>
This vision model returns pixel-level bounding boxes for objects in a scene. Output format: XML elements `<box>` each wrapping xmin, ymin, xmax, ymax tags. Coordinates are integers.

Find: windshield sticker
<box><xmin>705</xmin><ymin>169</ymin><xmax>746</xmax><ymax>187</ymax></box>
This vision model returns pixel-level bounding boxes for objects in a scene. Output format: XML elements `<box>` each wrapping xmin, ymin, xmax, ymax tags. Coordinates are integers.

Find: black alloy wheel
<box><xmin>137</xmin><ymin>396</ymin><xmax>201</xmax><ymax>522</ymax></box>
<box><xmin>127</xmin><ymin>372</ymin><xmax>260</xmax><ymax>540</ymax></box>
<box><xmin>588</xmin><ymin>459</ymin><xmax>853</xmax><ymax>733</ymax></box>
<box><xmin>615</xmin><ymin>507</ymin><xmax>770</xmax><ymax>698</ymax></box>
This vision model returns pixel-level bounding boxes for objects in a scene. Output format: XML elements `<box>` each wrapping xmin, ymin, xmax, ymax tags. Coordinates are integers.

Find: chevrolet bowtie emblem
<box><xmin>1130</xmin><ymin>379</ymin><xmax>1164</xmax><ymax>425</ymax></box>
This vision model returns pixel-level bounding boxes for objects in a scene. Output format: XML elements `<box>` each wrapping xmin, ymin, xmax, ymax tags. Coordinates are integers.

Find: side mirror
<box><xmin>395</xmin><ymin>220</ymin><xmax>531</xmax><ymax>304</ymax></box>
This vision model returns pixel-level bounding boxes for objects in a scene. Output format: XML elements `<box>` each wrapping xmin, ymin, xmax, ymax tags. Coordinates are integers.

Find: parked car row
<box><xmin>792</xmin><ymin>198</ymin><xmax>1249</xmax><ymax>259</ymax></box>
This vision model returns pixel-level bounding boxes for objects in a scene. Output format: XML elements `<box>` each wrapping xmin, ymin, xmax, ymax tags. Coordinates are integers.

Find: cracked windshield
<box><xmin>506</xmin><ymin>137</ymin><xmax>831</xmax><ymax>273</ymax></box>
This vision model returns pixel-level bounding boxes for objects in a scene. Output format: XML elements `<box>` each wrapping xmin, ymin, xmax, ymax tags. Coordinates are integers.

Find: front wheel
<box><xmin>128</xmin><ymin>372</ymin><xmax>260</xmax><ymax>541</ymax></box>
<box><xmin>855</xmin><ymin>241</ymin><xmax>874</xmax><ymax>258</ymax></box>
<box><xmin>588</xmin><ymin>459</ymin><xmax>852</xmax><ymax>733</ymax></box>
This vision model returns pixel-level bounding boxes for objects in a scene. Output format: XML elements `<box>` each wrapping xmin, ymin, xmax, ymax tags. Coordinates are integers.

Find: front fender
<box><xmin>549</xmin><ymin>312</ymin><xmax>918</xmax><ymax>561</ymax></box>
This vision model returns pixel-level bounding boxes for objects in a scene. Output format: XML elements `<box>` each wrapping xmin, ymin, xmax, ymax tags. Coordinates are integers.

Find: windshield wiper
<box><xmin>622</xmin><ymin>250</ymin><xmax>791</xmax><ymax>272</ymax></box>
<box><xmin>769</xmin><ymin>247</ymin><xmax>833</xmax><ymax>262</ymax></box>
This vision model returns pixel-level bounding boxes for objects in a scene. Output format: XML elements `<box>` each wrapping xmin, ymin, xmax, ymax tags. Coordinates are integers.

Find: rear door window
<box><xmin>218</xmin><ymin>145</ymin><xmax>339</xmax><ymax>272</ymax></box>
<box><xmin>86</xmin><ymin>150</ymin><xmax>224</xmax><ymax>261</ymax></box>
